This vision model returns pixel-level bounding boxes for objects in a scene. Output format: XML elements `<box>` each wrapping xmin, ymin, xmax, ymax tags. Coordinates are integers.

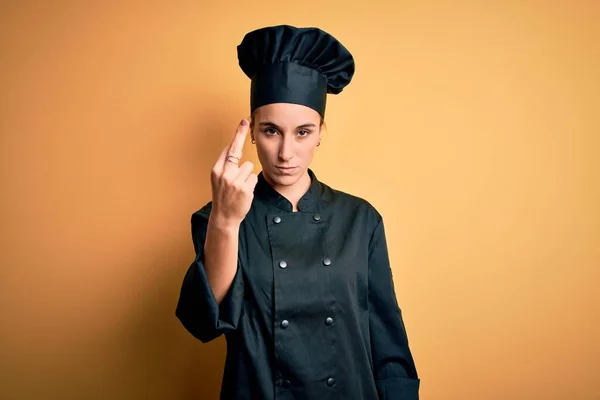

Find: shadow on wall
<box><xmin>115</xmin><ymin>101</ymin><xmax>246</xmax><ymax>400</ymax></box>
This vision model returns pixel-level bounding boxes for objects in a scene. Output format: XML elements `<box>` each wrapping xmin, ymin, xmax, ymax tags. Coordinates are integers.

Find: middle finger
<box><xmin>227</xmin><ymin>119</ymin><xmax>249</xmax><ymax>160</ymax></box>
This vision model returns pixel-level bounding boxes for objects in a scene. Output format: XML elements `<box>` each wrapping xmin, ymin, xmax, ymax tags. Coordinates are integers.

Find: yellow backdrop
<box><xmin>1</xmin><ymin>1</ymin><xmax>598</xmax><ymax>399</ymax></box>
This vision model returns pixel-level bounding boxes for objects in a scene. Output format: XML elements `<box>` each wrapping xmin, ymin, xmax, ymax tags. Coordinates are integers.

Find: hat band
<box><xmin>250</xmin><ymin>62</ymin><xmax>328</xmax><ymax>117</ymax></box>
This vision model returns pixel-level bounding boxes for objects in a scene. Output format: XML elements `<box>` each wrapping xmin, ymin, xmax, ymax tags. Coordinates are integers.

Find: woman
<box><xmin>176</xmin><ymin>25</ymin><xmax>420</xmax><ymax>399</ymax></box>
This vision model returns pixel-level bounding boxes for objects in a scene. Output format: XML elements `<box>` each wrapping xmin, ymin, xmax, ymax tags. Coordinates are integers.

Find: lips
<box><xmin>276</xmin><ymin>166</ymin><xmax>298</xmax><ymax>174</ymax></box>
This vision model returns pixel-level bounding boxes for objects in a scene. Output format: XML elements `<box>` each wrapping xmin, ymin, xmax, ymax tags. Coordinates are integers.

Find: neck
<box><xmin>264</xmin><ymin>170</ymin><xmax>312</xmax><ymax>212</ymax></box>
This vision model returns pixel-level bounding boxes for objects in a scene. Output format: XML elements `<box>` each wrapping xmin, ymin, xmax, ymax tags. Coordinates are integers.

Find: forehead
<box><xmin>254</xmin><ymin>103</ymin><xmax>320</xmax><ymax>123</ymax></box>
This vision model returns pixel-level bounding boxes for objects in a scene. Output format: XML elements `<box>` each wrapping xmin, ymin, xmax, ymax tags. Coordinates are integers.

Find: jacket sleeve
<box><xmin>175</xmin><ymin>204</ymin><xmax>245</xmax><ymax>343</ymax></box>
<box><xmin>368</xmin><ymin>217</ymin><xmax>420</xmax><ymax>399</ymax></box>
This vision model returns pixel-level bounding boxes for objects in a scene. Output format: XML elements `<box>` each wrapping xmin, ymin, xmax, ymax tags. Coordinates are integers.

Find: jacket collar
<box><xmin>254</xmin><ymin>168</ymin><xmax>322</xmax><ymax>212</ymax></box>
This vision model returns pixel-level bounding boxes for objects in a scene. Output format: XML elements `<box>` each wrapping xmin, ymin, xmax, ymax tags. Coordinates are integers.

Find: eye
<box><xmin>263</xmin><ymin>127</ymin><xmax>278</xmax><ymax>135</ymax></box>
<box><xmin>297</xmin><ymin>129</ymin><xmax>311</xmax><ymax>137</ymax></box>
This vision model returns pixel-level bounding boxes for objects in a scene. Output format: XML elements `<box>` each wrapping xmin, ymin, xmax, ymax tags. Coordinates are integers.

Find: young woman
<box><xmin>176</xmin><ymin>25</ymin><xmax>420</xmax><ymax>399</ymax></box>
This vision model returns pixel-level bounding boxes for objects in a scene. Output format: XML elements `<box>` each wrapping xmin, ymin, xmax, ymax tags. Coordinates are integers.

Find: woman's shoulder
<box><xmin>191</xmin><ymin>201</ymin><xmax>213</xmax><ymax>226</ymax></box>
<box><xmin>320</xmin><ymin>181</ymin><xmax>383</xmax><ymax>223</ymax></box>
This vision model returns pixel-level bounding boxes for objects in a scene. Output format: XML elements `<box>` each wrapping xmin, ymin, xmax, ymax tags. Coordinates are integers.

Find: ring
<box><xmin>225</xmin><ymin>155</ymin><xmax>240</xmax><ymax>165</ymax></box>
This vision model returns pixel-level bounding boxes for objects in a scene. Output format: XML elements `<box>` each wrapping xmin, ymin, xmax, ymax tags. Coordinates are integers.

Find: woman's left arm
<box><xmin>368</xmin><ymin>217</ymin><xmax>420</xmax><ymax>400</ymax></box>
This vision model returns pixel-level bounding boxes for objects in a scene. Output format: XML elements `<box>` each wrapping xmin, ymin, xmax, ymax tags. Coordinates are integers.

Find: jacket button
<box><xmin>327</xmin><ymin>377</ymin><xmax>335</xmax><ymax>387</ymax></box>
<box><xmin>313</xmin><ymin>214</ymin><xmax>322</xmax><ymax>221</ymax></box>
<box><xmin>281</xmin><ymin>320</ymin><xmax>289</xmax><ymax>329</ymax></box>
<box><xmin>323</xmin><ymin>258</ymin><xmax>331</xmax><ymax>266</ymax></box>
<box><xmin>282</xmin><ymin>379</ymin><xmax>291</xmax><ymax>388</ymax></box>
<box><xmin>273</xmin><ymin>216</ymin><xmax>282</xmax><ymax>224</ymax></box>
<box><xmin>279</xmin><ymin>260</ymin><xmax>287</xmax><ymax>269</ymax></box>
<box><xmin>325</xmin><ymin>317</ymin><xmax>333</xmax><ymax>326</ymax></box>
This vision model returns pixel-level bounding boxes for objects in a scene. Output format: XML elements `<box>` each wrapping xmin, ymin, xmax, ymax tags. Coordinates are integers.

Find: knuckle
<box><xmin>221</xmin><ymin>171</ymin><xmax>233</xmax><ymax>183</ymax></box>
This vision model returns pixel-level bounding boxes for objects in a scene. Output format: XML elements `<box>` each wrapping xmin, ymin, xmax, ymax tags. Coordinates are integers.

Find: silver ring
<box><xmin>225</xmin><ymin>155</ymin><xmax>240</xmax><ymax>165</ymax></box>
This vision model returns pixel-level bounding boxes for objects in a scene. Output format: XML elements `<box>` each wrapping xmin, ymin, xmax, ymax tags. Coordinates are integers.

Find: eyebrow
<box><xmin>258</xmin><ymin>121</ymin><xmax>317</xmax><ymax>130</ymax></box>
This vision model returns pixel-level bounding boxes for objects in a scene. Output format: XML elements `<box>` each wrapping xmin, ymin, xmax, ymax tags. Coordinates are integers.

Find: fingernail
<box><xmin>240</xmin><ymin>119</ymin><xmax>248</xmax><ymax>126</ymax></box>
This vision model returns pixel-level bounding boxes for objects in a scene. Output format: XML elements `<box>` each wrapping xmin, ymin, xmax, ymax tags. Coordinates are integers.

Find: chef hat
<box><xmin>237</xmin><ymin>24</ymin><xmax>355</xmax><ymax>118</ymax></box>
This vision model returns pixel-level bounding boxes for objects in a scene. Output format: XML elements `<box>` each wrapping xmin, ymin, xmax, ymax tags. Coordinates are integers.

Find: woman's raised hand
<box><xmin>210</xmin><ymin>119</ymin><xmax>258</xmax><ymax>226</ymax></box>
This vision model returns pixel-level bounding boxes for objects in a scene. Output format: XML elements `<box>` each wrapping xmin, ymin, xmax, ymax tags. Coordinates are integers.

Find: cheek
<box><xmin>256</xmin><ymin>141</ymin><xmax>276</xmax><ymax>160</ymax></box>
<box><xmin>299</xmin><ymin>142</ymin><xmax>317</xmax><ymax>159</ymax></box>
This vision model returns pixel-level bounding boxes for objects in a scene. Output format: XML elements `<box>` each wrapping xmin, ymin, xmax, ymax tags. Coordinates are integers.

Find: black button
<box><xmin>273</xmin><ymin>216</ymin><xmax>281</xmax><ymax>224</ymax></box>
<box><xmin>313</xmin><ymin>214</ymin><xmax>322</xmax><ymax>221</ymax></box>
<box><xmin>325</xmin><ymin>317</ymin><xmax>333</xmax><ymax>326</ymax></box>
<box><xmin>282</xmin><ymin>379</ymin><xmax>291</xmax><ymax>388</ymax></box>
<box><xmin>279</xmin><ymin>260</ymin><xmax>287</xmax><ymax>269</ymax></box>
<box><xmin>327</xmin><ymin>377</ymin><xmax>335</xmax><ymax>387</ymax></box>
<box><xmin>281</xmin><ymin>320</ymin><xmax>289</xmax><ymax>328</ymax></box>
<box><xmin>323</xmin><ymin>258</ymin><xmax>331</xmax><ymax>266</ymax></box>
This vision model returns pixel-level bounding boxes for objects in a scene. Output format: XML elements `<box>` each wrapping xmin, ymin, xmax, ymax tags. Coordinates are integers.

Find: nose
<box><xmin>278</xmin><ymin>134</ymin><xmax>295</xmax><ymax>162</ymax></box>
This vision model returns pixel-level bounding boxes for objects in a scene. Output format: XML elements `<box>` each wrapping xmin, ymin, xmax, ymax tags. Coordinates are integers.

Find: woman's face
<box><xmin>251</xmin><ymin>103</ymin><xmax>322</xmax><ymax>188</ymax></box>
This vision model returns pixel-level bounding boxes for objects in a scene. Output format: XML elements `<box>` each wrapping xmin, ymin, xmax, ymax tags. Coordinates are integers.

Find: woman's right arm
<box><xmin>176</xmin><ymin>119</ymin><xmax>258</xmax><ymax>342</ymax></box>
<box><xmin>203</xmin><ymin>214</ymin><xmax>241</xmax><ymax>304</ymax></box>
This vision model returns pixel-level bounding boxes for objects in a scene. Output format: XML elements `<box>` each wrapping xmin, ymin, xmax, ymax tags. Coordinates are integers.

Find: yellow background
<box><xmin>1</xmin><ymin>1</ymin><xmax>598</xmax><ymax>399</ymax></box>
